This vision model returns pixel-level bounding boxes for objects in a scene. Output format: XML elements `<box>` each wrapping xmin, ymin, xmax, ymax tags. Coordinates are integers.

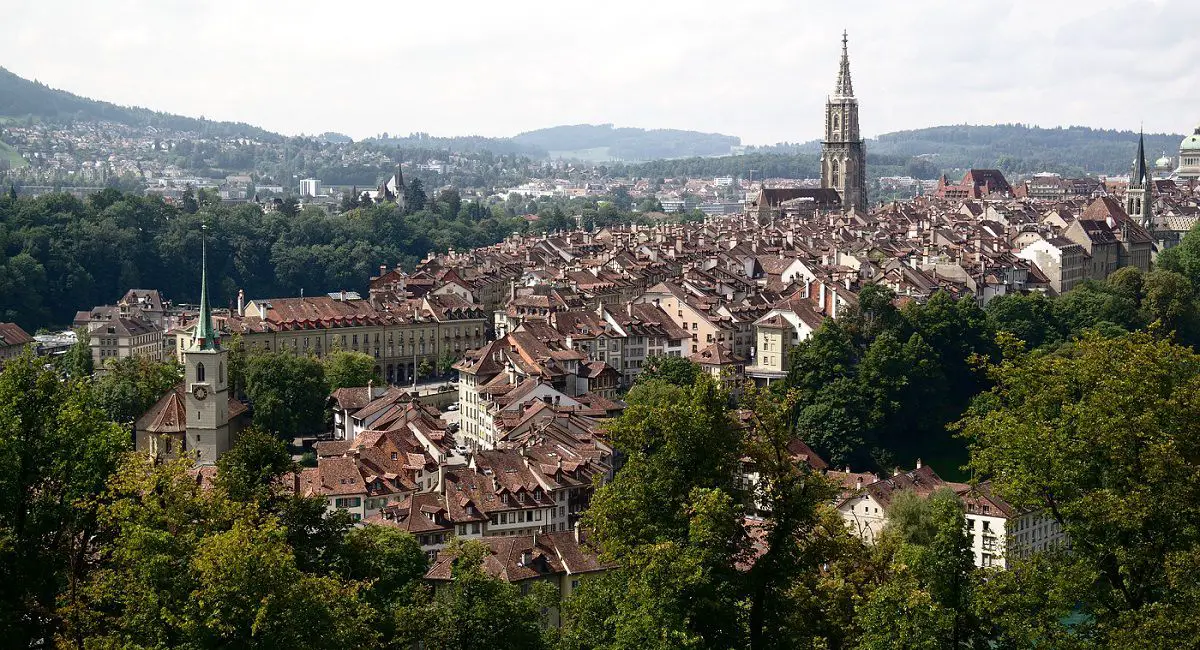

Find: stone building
<box><xmin>821</xmin><ymin>31</ymin><xmax>867</xmax><ymax>213</ymax></box>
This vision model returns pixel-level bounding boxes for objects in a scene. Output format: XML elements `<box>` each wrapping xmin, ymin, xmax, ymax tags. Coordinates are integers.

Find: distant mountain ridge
<box><xmin>0</xmin><ymin>66</ymin><xmax>1184</xmax><ymax>173</ymax></box>
<box><xmin>0</xmin><ymin>66</ymin><xmax>280</xmax><ymax>141</ymax></box>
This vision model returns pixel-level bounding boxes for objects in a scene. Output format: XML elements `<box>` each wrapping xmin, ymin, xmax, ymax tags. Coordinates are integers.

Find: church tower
<box><xmin>1126</xmin><ymin>130</ymin><xmax>1153</xmax><ymax>228</ymax></box>
<box><xmin>821</xmin><ymin>31</ymin><xmax>867</xmax><ymax>212</ymax></box>
<box><xmin>185</xmin><ymin>228</ymin><xmax>231</xmax><ymax>465</ymax></box>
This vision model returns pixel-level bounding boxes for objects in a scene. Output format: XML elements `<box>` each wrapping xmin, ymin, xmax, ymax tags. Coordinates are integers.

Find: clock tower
<box><xmin>185</xmin><ymin>230</ymin><xmax>231</xmax><ymax>464</ymax></box>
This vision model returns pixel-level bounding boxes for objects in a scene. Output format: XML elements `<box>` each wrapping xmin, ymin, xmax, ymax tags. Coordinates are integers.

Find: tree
<box><xmin>637</xmin><ymin>355</ymin><xmax>701</xmax><ymax>387</ymax></box>
<box><xmin>59</xmin><ymin>327</ymin><xmax>94</xmax><ymax>378</ymax></box>
<box><xmin>336</xmin><ymin>525</ymin><xmax>428</xmax><ymax>614</ymax></box>
<box><xmin>959</xmin><ymin>331</ymin><xmax>1200</xmax><ymax>644</ymax></box>
<box><xmin>278</xmin><ymin>196</ymin><xmax>300</xmax><ymax>218</ymax></box>
<box><xmin>90</xmin><ymin>355</ymin><xmax>182</xmax><ymax>425</ymax></box>
<box><xmin>244</xmin><ymin>352</ymin><xmax>329</xmax><ymax>435</ymax></box>
<box><xmin>323</xmin><ymin>349</ymin><xmax>379</xmax><ymax>391</ymax></box>
<box><xmin>1141</xmin><ymin>269</ymin><xmax>1197</xmax><ymax>339</ymax></box>
<box><xmin>404</xmin><ymin>178</ymin><xmax>427</xmax><ymax>213</ymax></box>
<box><xmin>396</xmin><ymin>539</ymin><xmax>551</xmax><ymax>650</ymax></box>
<box><xmin>437</xmin><ymin>188</ymin><xmax>462</xmax><ymax>218</ymax></box>
<box><xmin>215</xmin><ymin>427</ymin><xmax>295</xmax><ymax>503</ymax></box>
<box><xmin>0</xmin><ymin>352</ymin><xmax>128</xmax><ymax>644</ymax></box>
<box><xmin>61</xmin><ymin>457</ymin><xmax>378</xmax><ymax>649</ymax></box>
<box><xmin>417</xmin><ymin>359</ymin><xmax>432</xmax><ymax>381</ymax></box>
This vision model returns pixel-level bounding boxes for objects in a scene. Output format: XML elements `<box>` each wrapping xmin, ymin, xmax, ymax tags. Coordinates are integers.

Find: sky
<box><xmin>2</xmin><ymin>0</ymin><xmax>1195</xmax><ymax>145</ymax></box>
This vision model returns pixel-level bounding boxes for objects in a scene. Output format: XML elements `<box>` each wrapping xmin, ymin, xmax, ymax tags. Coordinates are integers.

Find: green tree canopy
<box><xmin>960</xmin><ymin>331</ymin><xmax>1200</xmax><ymax>645</ymax></box>
<box><xmin>244</xmin><ymin>352</ymin><xmax>329</xmax><ymax>435</ymax></box>
<box><xmin>323</xmin><ymin>349</ymin><xmax>380</xmax><ymax>391</ymax></box>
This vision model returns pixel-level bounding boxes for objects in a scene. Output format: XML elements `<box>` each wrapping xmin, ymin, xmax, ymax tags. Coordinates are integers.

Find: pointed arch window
<box><xmin>833</xmin><ymin>114</ymin><xmax>840</xmax><ymax>133</ymax></box>
<box><xmin>196</xmin><ymin>363</ymin><xmax>206</xmax><ymax>383</ymax></box>
<box><xmin>832</xmin><ymin>160</ymin><xmax>840</xmax><ymax>186</ymax></box>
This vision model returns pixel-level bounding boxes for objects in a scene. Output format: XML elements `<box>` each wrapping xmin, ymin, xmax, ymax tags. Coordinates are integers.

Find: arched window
<box><xmin>196</xmin><ymin>363</ymin><xmax>206</xmax><ymax>383</ymax></box>
<box><xmin>219</xmin><ymin>362</ymin><xmax>225</xmax><ymax>384</ymax></box>
<box><xmin>833</xmin><ymin>114</ymin><xmax>840</xmax><ymax>131</ymax></box>
<box><xmin>832</xmin><ymin>160</ymin><xmax>840</xmax><ymax>186</ymax></box>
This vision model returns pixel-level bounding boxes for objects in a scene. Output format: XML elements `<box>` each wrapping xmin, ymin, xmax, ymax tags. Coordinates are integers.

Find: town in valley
<box><xmin>1</xmin><ymin>7</ymin><xmax>1197</xmax><ymax>648</ymax></box>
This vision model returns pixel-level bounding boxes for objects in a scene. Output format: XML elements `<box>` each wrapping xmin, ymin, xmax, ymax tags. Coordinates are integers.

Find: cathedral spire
<box><xmin>1133</xmin><ymin>128</ymin><xmax>1150</xmax><ymax>185</ymax></box>
<box><xmin>192</xmin><ymin>225</ymin><xmax>219</xmax><ymax>351</ymax></box>
<box><xmin>835</xmin><ymin>30</ymin><xmax>854</xmax><ymax>98</ymax></box>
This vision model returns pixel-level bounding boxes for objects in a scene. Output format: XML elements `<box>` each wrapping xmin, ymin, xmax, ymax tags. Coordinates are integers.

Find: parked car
<box><xmin>447</xmin><ymin>402</ymin><xmax>460</xmax><ymax>411</ymax></box>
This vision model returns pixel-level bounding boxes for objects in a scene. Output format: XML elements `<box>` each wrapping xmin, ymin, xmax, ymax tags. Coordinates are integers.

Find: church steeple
<box><xmin>192</xmin><ymin>226</ymin><xmax>219</xmax><ymax>351</ymax></box>
<box><xmin>821</xmin><ymin>30</ymin><xmax>867</xmax><ymax>213</ymax></box>
<box><xmin>835</xmin><ymin>30</ymin><xmax>854</xmax><ymax>98</ymax></box>
<box><xmin>1126</xmin><ymin>128</ymin><xmax>1153</xmax><ymax>228</ymax></box>
<box><xmin>1133</xmin><ymin>129</ymin><xmax>1150</xmax><ymax>186</ymax></box>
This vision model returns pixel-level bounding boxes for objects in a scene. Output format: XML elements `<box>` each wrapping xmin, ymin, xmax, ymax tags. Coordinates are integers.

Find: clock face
<box><xmin>192</xmin><ymin>385</ymin><xmax>209</xmax><ymax>401</ymax></box>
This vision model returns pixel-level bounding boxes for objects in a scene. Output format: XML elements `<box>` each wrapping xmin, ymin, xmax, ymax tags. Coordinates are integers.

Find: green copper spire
<box><xmin>193</xmin><ymin>226</ymin><xmax>219</xmax><ymax>351</ymax></box>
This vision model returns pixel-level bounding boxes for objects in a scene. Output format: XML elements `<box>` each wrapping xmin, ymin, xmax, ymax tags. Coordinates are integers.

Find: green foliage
<box><xmin>59</xmin><ymin>327</ymin><xmax>94</xmax><ymax>378</ymax></box>
<box><xmin>635</xmin><ymin>355</ymin><xmax>701</xmax><ymax>387</ymax></box>
<box><xmin>786</xmin><ymin>288</ymin><xmax>992</xmax><ymax>474</ymax></box>
<box><xmin>395</xmin><ymin>538</ymin><xmax>552</xmax><ymax>650</ymax></box>
<box><xmin>0</xmin><ymin>190</ymin><xmax>529</xmax><ymax>333</ymax></box>
<box><xmin>61</xmin><ymin>457</ymin><xmax>378</xmax><ymax>649</ymax></box>
<box><xmin>588</xmin><ymin>377</ymin><xmax>740</xmax><ymax>554</ymax></box>
<box><xmin>0</xmin><ymin>351</ymin><xmax>128</xmax><ymax>643</ymax></box>
<box><xmin>960</xmin><ymin>331</ymin><xmax>1200</xmax><ymax>645</ymax></box>
<box><xmin>244</xmin><ymin>351</ymin><xmax>329</xmax><ymax>436</ymax></box>
<box><xmin>215</xmin><ymin>427</ymin><xmax>295</xmax><ymax>503</ymax></box>
<box><xmin>323</xmin><ymin>349</ymin><xmax>380</xmax><ymax>391</ymax></box>
<box><xmin>90</xmin><ymin>355</ymin><xmax>182</xmax><ymax>425</ymax></box>
<box><xmin>336</xmin><ymin>525</ymin><xmax>428</xmax><ymax>613</ymax></box>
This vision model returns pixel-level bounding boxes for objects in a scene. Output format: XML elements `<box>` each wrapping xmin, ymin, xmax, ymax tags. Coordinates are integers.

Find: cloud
<box><xmin>2</xmin><ymin>0</ymin><xmax>1196</xmax><ymax>144</ymax></box>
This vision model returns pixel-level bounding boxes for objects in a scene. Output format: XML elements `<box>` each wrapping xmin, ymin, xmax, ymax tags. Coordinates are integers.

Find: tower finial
<box><xmin>835</xmin><ymin>30</ymin><xmax>854</xmax><ymax>97</ymax></box>
<box><xmin>192</xmin><ymin>223</ymin><xmax>219</xmax><ymax>351</ymax></box>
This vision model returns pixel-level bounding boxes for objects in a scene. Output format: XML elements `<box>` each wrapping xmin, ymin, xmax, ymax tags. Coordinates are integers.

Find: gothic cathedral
<box><xmin>821</xmin><ymin>31</ymin><xmax>867</xmax><ymax>213</ymax></box>
<box><xmin>185</xmin><ymin>233</ymin><xmax>232</xmax><ymax>464</ymax></box>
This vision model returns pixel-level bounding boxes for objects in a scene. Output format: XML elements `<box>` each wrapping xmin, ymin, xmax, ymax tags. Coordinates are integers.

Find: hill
<box><xmin>616</xmin><ymin>124</ymin><xmax>1186</xmax><ymax>182</ymax></box>
<box><xmin>512</xmin><ymin>123</ymin><xmax>740</xmax><ymax>161</ymax></box>
<box><xmin>0</xmin><ymin>66</ymin><xmax>280</xmax><ymax>141</ymax></box>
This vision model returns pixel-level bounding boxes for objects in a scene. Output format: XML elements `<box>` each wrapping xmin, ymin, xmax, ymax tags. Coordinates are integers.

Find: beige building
<box><xmin>89</xmin><ymin>315</ymin><xmax>164</xmax><ymax>367</ymax></box>
<box><xmin>175</xmin><ymin>292</ymin><xmax>488</xmax><ymax>385</ymax></box>
<box><xmin>1016</xmin><ymin>237</ymin><xmax>1088</xmax><ymax>295</ymax></box>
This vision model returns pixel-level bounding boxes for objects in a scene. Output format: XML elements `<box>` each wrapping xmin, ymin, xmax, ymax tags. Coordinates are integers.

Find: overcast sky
<box><xmin>2</xmin><ymin>0</ymin><xmax>1194</xmax><ymax>144</ymax></box>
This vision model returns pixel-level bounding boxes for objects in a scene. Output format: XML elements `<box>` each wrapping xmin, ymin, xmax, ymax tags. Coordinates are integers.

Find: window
<box><xmin>832</xmin><ymin>159</ymin><xmax>840</xmax><ymax>186</ymax></box>
<box><xmin>218</xmin><ymin>362</ymin><xmax>225</xmax><ymax>384</ymax></box>
<box><xmin>196</xmin><ymin>363</ymin><xmax>205</xmax><ymax>382</ymax></box>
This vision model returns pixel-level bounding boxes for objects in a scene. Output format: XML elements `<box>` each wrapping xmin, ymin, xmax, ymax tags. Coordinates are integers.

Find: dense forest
<box><xmin>0</xmin><ymin>187</ymin><xmax>688</xmax><ymax>331</ymax></box>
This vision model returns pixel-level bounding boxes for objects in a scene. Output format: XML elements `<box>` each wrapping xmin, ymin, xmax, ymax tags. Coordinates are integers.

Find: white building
<box><xmin>299</xmin><ymin>178</ymin><xmax>323</xmax><ymax>198</ymax></box>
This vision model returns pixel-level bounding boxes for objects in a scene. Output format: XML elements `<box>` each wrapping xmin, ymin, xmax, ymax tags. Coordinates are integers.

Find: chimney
<box><xmin>367</xmin><ymin>379</ymin><xmax>374</xmax><ymax>398</ymax></box>
<box><xmin>573</xmin><ymin>520</ymin><xmax>581</xmax><ymax>544</ymax></box>
<box><xmin>379</xmin><ymin>264</ymin><xmax>387</xmax><ymax>277</ymax></box>
<box><xmin>916</xmin><ymin>458</ymin><xmax>923</xmax><ymax>469</ymax></box>
<box><xmin>437</xmin><ymin>463</ymin><xmax>446</xmax><ymax>495</ymax></box>
<box><xmin>532</xmin><ymin>529</ymin><xmax>538</xmax><ymax>548</ymax></box>
<box><xmin>520</xmin><ymin>549</ymin><xmax>531</xmax><ymax>566</ymax></box>
<box><xmin>855</xmin><ymin>476</ymin><xmax>863</xmax><ymax>491</ymax></box>
<box><xmin>236</xmin><ymin>289</ymin><xmax>245</xmax><ymax>316</ymax></box>
<box><xmin>893</xmin><ymin>467</ymin><xmax>901</xmax><ymax>477</ymax></box>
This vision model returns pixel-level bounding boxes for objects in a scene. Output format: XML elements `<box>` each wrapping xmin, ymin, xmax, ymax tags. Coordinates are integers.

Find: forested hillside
<box><xmin>513</xmin><ymin>124</ymin><xmax>740</xmax><ymax>161</ymax></box>
<box><xmin>618</xmin><ymin>124</ymin><xmax>1184</xmax><ymax>182</ymax></box>
<box><xmin>0</xmin><ymin>66</ymin><xmax>278</xmax><ymax>140</ymax></box>
<box><xmin>0</xmin><ymin>186</ymin><xmax>674</xmax><ymax>331</ymax></box>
